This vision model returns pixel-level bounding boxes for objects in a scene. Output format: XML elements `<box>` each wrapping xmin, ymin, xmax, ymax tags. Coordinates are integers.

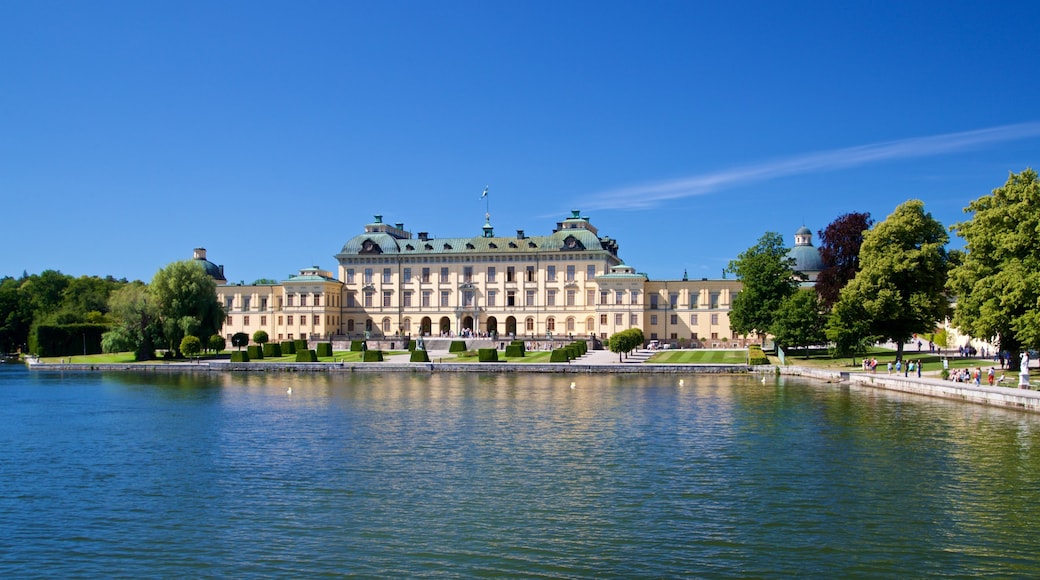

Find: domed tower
<box><xmin>788</xmin><ymin>226</ymin><xmax>823</xmax><ymax>285</ymax></box>
<box><xmin>192</xmin><ymin>248</ymin><xmax>227</xmax><ymax>284</ymax></box>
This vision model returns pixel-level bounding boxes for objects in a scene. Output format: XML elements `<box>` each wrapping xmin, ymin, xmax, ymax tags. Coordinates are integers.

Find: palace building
<box><xmin>213</xmin><ymin>211</ymin><xmax>750</xmax><ymax>347</ymax></box>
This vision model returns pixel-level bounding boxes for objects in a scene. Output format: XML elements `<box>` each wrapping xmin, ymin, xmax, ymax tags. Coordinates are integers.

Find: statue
<box><xmin>1019</xmin><ymin>352</ymin><xmax>1031</xmax><ymax>389</ymax></box>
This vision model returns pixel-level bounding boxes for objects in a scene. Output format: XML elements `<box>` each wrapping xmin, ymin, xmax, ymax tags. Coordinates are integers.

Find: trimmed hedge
<box><xmin>296</xmin><ymin>349</ymin><xmax>318</xmax><ymax>362</ymax></box>
<box><xmin>363</xmin><ymin>350</ymin><xmax>383</xmax><ymax>362</ymax></box>
<box><xmin>478</xmin><ymin>348</ymin><xmax>499</xmax><ymax>362</ymax></box>
<box><xmin>263</xmin><ymin>343</ymin><xmax>282</xmax><ymax>357</ymax></box>
<box><xmin>294</xmin><ymin>339</ymin><xmax>308</xmax><ymax>352</ymax></box>
<box><xmin>504</xmin><ymin>344</ymin><xmax>525</xmax><ymax>358</ymax></box>
<box><xmin>281</xmin><ymin>341</ymin><xmax>296</xmax><ymax>355</ymax></box>
<box><xmin>230</xmin><ymin>351</ymin><xmax>250</xmax><ymax>362</ymax></box>
<box><xmin>407</xmin><ymin>340</ymin><xmax>417</xmax><ymax>351</ymax></box>
<box><xmin>409</xmin><ymin>349</ymin><xmax>431</xmax><ymax>362</ymax></box>
<box><xmin>448</xmin><ymin>340</ymin><xmax>467</xmax><ymax>353</ymax></box>
<box><xmin>30</xmin><ymin>323</ymin><xmax>108</xmax><ymax>357</ymax></box>
<box><xmin>316</xmin><ymin>343</ymin><xmax>333</xmax><ymax>357</ymax></box>
<box><xmin>247</xmin><ymin>345</ymin><xmax>264</xmax><ymax>360</ymax></box>
<box><xmin>350</xmin><ymin>340</ymin><xmax>365</xmax><ymax>352</ymax></box>
<box><xmin>549</xmin><ymin>348</ymin><xmax>571</xmax><ymax>362</ymax></box>
<box><xmin>748</xmin><ymin>345</ymin><xmax>769</xmax><ymax>365</ymax></box>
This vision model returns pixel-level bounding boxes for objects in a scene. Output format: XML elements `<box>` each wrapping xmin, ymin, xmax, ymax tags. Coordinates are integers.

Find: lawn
<box><xmin>648</xmin><ymin>350</ymin><xmax>749</xmax><ymax>364</ymax></box>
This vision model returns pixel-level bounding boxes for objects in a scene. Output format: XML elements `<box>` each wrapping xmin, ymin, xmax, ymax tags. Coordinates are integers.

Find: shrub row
<box><xmin>280</xmin><ymin>340</ymin><xmax>296</xmax><ymax>355</ymax></box>
<box><xmin>316</xmin><ymin>343</ymin><xmax>333</xmax><ymax>357</ymax></box>
<box><xmin>247</xmin><ymin>345</ymin><xmax>264</xmax><ymax>360</ymax></box>
<box><xmin>263</xmin><ymin>343</ymin><xmax>282</xmax><ymax>357</ymax></box>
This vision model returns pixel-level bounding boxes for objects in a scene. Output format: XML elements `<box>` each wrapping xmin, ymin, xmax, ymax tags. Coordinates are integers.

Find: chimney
<box><xmin>193</xmin><ymin>248</ymin><xmax>207</xmax><ymax>260</ymax></box>
<box><xmin>516</xmin><ymin>230</ymin><xmax>525</xmax><ymax>239</ymax></box>
<box><xmin>395</xmin><ymin>223</ymin><xmax>404</xmax><ymax>230</ymax></box>
<box><xmin>418</xmin><ymin>232</ymin><xmax>429</xmax><ymax>241</ymax></box>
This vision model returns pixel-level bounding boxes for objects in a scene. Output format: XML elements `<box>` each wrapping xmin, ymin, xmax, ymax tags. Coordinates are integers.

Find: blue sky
<box><xmin>3</xmin><ymin>1</ymin><xmax>1038</xmax><ymax>283</ymax></box>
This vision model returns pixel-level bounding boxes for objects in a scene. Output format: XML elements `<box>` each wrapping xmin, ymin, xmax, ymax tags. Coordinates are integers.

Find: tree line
<box><xmin>1</xmin><ymin>261</ymin><xmax>225</xmax><ymax>360</ymax></box>
<box><xmin>726</xmin><ymin>168</ymin><xmax>1040</xmax><ymax>371</ymax></box>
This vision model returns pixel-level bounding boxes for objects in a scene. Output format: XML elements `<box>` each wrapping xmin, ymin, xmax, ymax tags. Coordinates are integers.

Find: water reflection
<box><xmin>3</xmin><ymin>367</ymin><xmax>1040</xmax><ymax>576</ymax></box>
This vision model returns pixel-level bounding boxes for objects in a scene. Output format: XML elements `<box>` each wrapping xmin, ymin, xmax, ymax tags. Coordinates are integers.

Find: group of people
<box><xmin>948</xmin><ymin>366</ymin><xmax>998</xmax><ymax>385</ymax></box>
<box><xmin>862</xmin><ymin>357</ymin><xmax>926</xmax><ymax>377</ymax></box>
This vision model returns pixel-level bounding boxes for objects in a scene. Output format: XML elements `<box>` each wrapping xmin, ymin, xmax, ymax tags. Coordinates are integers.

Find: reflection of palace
<box><xmin>208</xmin><ymin>211</ymin><xmax>799</xmax><ymax>347</ymax></box>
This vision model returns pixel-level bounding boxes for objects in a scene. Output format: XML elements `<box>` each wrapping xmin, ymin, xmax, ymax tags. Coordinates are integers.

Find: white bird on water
<box><xmin>287</xmin><ymin>386</ymin><xmax>293</xmax><ymax>395</ymax></box>
<box><xmin>570</xmin><ymin>382</ymin><xmax>576</xmax><ymax>389</ymax></box>
<box><xmin>679</xmin><ymin>379</ymin><xmax>684</xmax><ymax>387</ymax></box>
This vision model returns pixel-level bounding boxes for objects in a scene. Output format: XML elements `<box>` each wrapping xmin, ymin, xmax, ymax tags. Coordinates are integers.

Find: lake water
<box><xmin>2</xmin><ymin>364</ymin><xmax>1040</xmax><ymax>578</ymax></box>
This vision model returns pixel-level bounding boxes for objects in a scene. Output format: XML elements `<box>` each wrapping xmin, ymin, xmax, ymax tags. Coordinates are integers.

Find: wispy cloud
<box><xmin>580</xmin><ymin>122</ymin><xmax>1040</xmax><ymax>210</ymax></box>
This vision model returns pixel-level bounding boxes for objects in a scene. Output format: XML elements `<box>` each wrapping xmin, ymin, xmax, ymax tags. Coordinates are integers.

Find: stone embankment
<box><xmin>26</xmin><ymin>355</ymin><xmax>1040</xmax><ymax>413</ymax></box>
<box><xmin>779</xmin><ymin>365</ymin><xmax>1040</xmax><ymax>412</ymax></box>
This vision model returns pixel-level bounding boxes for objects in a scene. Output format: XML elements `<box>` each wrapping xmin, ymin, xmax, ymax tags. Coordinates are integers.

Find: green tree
<box><xmin>770</xmin><ymin>290</ymin><xmax>826</xmax><ymax>352</ymax></box>
<box><xmin>180</xmin><ymin>335</ymin><xmax>202</xmax><ymax>359</ymax></box>
<box><xmin>607</xmin><ymin>328</ymin><xmax>644</xmax><ymax>362</ymax></box>
<box><xmin>829</xmin><ymin>200</ymin><xmax>950</xmax><ymax>362</ymax></box>
<box><xmin>948</xmin><ymin>169</ymin><xmax>1040</xmax><ymax>370</ymax></box>
<box><xmin>231</xmin><ymin>332</ymin><xmax>249</xmax><ymax>350</ymax></box>
<box><xmin>150</xmin><ymin>261</ymin><xmax>224</xmax><ymax>356</ymax></box>
<box><xmin>252</xmin><ymin>330</ymin><xmax>269</xmax><ymax>346</ymax></box>
<box><xmin>102</xmin><ymin>282</ymin><xmax>160</xmax><ymax>361</ymax></box>
<box><xmin>0</xmin><ymin>276</ymin><xmax>33</xmax><ymax>353</ymax></box>
<box><xmin>209</xmin><ymin>334</ymin><xmax>226</xmax><ymax>353</ymax></box>
<box><xmin>726</xmin><ymin>232</ymin><xmax>801</xmax><ymax>344</ymax></box>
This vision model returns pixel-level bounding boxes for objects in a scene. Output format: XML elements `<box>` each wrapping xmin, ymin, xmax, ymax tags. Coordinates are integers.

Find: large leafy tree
<box><xmin>770</xmin><ymin>290</ymin><xmax>826</xmax><ymax>352</ymax></box>
<box><xmin>726</xmin><ymin>232</ymin><xmax>802</xmax><ymax>344</ymax></box>
<box><xmin>150</xmin><ymin>260</ymin><xmax>224</xmax><ymax>356</ymax></box>
<box><xmin>947</xmin><ymin>169</ymin><xmax>1040</xmax><ymax>370</ymax></box>
<box><xmin>816</xmin><ymin>212</ymin><xmax>873</xmax><ymax>308</ymax></box>
<box><xmin>102</xmin><ymin>282</ymin><xmax>160</xmax><ymax>361</ymax></box>
<box><xmin>827</xmin><ymin>200</ymin><xmax>950</xmax><ymax>362</ymax></box>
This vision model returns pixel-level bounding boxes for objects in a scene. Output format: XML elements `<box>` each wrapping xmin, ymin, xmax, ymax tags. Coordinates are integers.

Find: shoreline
<box><xmin>23</xmin><ymin>356</ymin><xmax>1040</xmax><ymax>414</ymax></box>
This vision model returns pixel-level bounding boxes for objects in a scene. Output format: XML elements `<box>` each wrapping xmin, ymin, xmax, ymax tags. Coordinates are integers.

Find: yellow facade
<box><xmin>214</xmin><ymin>211</ymin><xmax>746</xmax><ymax>347</ymax></box>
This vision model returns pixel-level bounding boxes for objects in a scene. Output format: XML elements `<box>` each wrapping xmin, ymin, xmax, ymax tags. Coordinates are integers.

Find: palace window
<box><xmin>286</xmin><ymin>295</ymin><xmax>294</xmax><ymax>307</ymax></box>
<box><xmin>440</xmin><ymin>291</ymin><xmax>449</xmax><ymax>307</ymax></box>
<box><xmin>287</xmin><ymin>315</ymin><xmax>293</xmax><ymax>325</ymax></box>
<box><xmin>487</xmin><ymin>290</ymin><xmax>497</xmax><ymax>307</ymax></box>
<box><xmin>506</xmin><ymin>266</ymin><xmax>515</xmax><ymax>282</ymax></box>
<box><xmin>547</xmin><ymin>290</ymin><xmax>556</xmax><ymax>306</ymax></box>
<box><xmin>616</xmin><ymin>291</ymin><xmax>624</xmax><ymax>305</ymax></box>
<box><xmin>566</xmin><ymin>265</ymin><xmax>575</xmax><ymax>282</ymax></box>
<box><xmin>300</xmin><ymin>295</ymin><xmax>307</xmax><ymax>306</ymax></box>
<box><xmin>487</xmin><ymin>267</ymin><xmax>496</xmax><ymax>282</ymax></box>
<box><xmin>526</xmin><ymin>290</ymin><xmax>535</xmax><ymax>306</ymax></box>
<box><xmin>346</xmin><ymin>269</ymin><xmax>355</xmax><ymax>284</ymax></box>
<box><xmin>525</xmin><ymin>266</ymin><xmax>536</xmax><ymax>282</ymax></box>
<box><xmin>403</xmin><ymin>291</ymin><xmax>412</xmax><ymax>307</ymax></box>
<box><xmin>260</xmin><ymin>316</ymin><xmax>266</xmax><ymax>325</ymax></box>
<box><xmin>615</xmin><ymin>314</ymin><xmax>623</xmax><ymax>325</ymax></box>
<box><xmin>364</xmin><ymin>268</ymin><xmax>373</xmax><ymax>284</ymax></box>
<box><xmin>421</xmin><ymin>268</ymin><xmax>431</xmax><ymax>283</ymax></box>
<box><xmin>547</xmin><ymin>265</ymin><xmax>556</xmax><ymax>281</ymax></box>
<box><xmin>422</xmin><ymin>290</ymin><xmax>431</xmax><ymax>307</ymax></box>
<box><xmin>403</xmin><ymin>268</ymin><xmax>412</xmax><ymax>283</ymax></box>
<box><xmin>566</xmin><ymin>290</ymin><xmax>576</xmax><ymax>306</ymax></box>
<box><xmin>383</xmin><ymin>291</ymin><xmax>392</xmax><ymax>307</ymax></box>
<box><xmin>440</xmin><ymin>267</ymin><xmax>449</xmax><ymax>282</ymax></box>
<box><xmin>364</xmin><ymin>292</ymin><xmax>373</xmax><ymax>307</ymax></box>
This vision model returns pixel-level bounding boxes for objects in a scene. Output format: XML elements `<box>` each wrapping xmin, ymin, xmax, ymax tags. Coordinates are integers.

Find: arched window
<box><xmin>566</xmin><ymin>317</ymin><xmax>575</xmax><ymax>332</ymax></box>
<box><xmin>525</xmin><ymin>318</ymin><xmax>535</xmax><ymax>332</ymax></box>
<box><xmin>546</xmin><ymin>317</ymin><xmax>556</xmax><ymax>332</ymax></box>
<box><xmin>382</xmin><ymin>318</ymin><xmax>391</xmax><ymax>334</ymax></box>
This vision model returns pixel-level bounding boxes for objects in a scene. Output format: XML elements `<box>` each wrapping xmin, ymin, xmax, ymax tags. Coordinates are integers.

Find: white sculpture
<box><xmin>1019</xmin><ymin>352</ymin><xmax>1031</xmax><ymax>388</ymax></box>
